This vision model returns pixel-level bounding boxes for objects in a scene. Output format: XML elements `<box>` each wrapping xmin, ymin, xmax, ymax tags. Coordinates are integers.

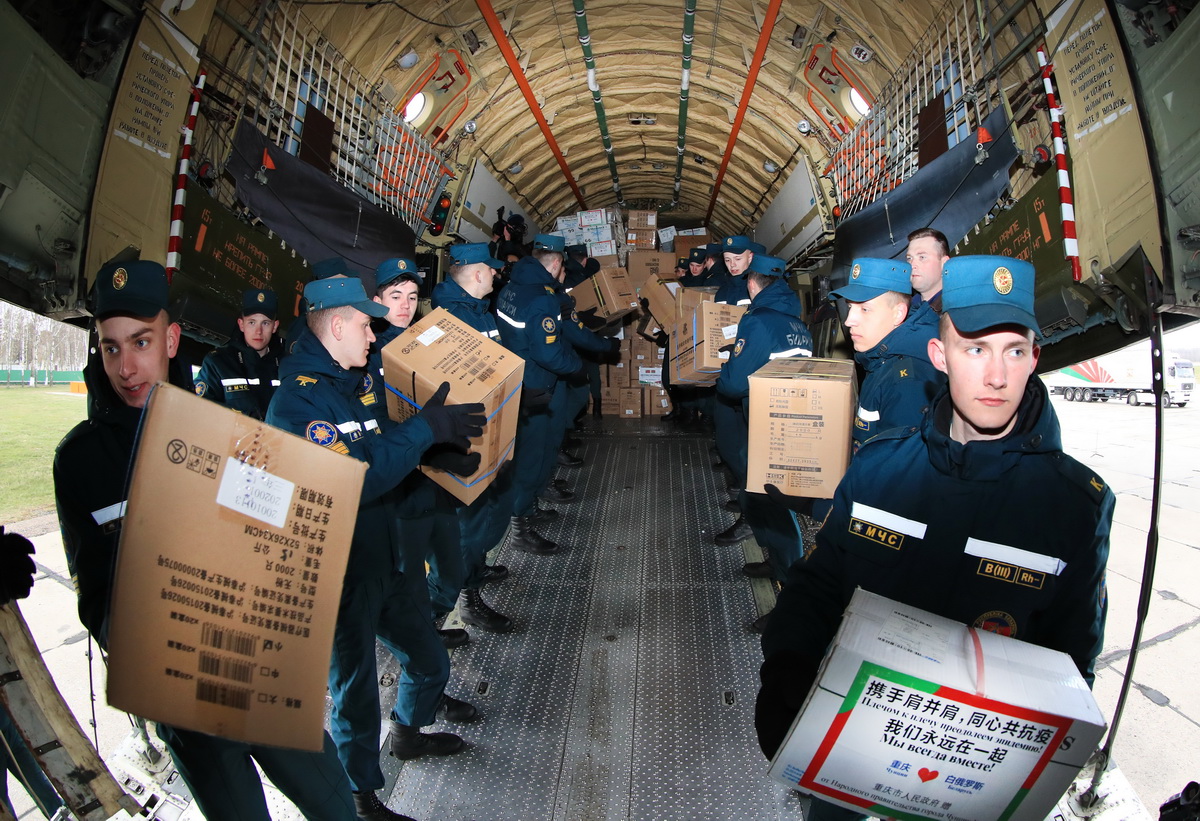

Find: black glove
<box><xmin>0</xmin><ymin>527</ymin><xmax>36</xmax><ymax>606</ymax></box>
<box><xmin>416</xmin><ymin>381</ymin><xmax>485</xmax><ymax>449</ymax></box>
<box><xmin>522</xmin><ymin>386</ymin><xmax>553</xmax><ymax>409</ymax></box>
<box><xmin>764</xmin><ymin>484</ymin><xmax>816</xmax><ymax>516</ymax></box>
<box><xmin>577</xmin><ymin>307</ymin><xmax>599</xmax><ymax>322</ymax></box>
<box><xmin>717</xmin><ymin>342</ymin><xmax>736</xmax><ymax>354</ymax></box>
<box><xmin>422</xmin><ymin>444</ymin><xmax>482</xmax><ymax>477</ymax></box>
<box><xmin>652</xmin><ymin>330</ymin><xmax>669</xmax><ymax>347</ymax></box>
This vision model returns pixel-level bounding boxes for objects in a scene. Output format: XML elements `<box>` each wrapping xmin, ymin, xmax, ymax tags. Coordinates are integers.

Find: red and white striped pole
<box><xmin>1037</xmin><ymin>48</ymin><xmax>1081</xmax><ymax>283</ymax></box>
<box><xmin>167</xmin><ymin>71</ymin><xmax>206</xmax><ymax>283</ymax></box>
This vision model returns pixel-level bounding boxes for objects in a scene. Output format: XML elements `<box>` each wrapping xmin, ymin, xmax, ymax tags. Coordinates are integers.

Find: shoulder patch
<box><xmin>195</xmin><ymin>382</ymin><xmax>207</xmax><ymax>397</ymax></box>
<box><xmin>733</xmin><ymin>338</ymin><xmax>745</xmax><ymax>357</ymax></box>
<box><xmin>357</xmin><ymin>372</ymin><xmax>374</xmax><ymax>396</ymax></box>
<box><xmin>295</xmin><ymin>375</ymin><xmax>318</xmax><ymax>387</ymax></box>
<box><xmin>306</xmin><ymin>421</ymin><xmax>338</xmax><ymax>447</ymax></box>
<box><xmin>541</xmin><ymin>316</ymin><xmax>557</xmax><ymax>333</ymax></box>
<box><xmin>1051</xmin><ymin>452</ymin><xmax>1110</xmax><ymax>505</ymax></box>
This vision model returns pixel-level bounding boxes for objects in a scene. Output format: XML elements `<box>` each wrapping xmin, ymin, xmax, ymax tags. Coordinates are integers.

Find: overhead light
<box><xmin>763</xmin><ymin>160</ymin><xmax>779</xmax><ymax>173</ymax></box>
<box><xmin>397</xmin><ymin>50</ymin><xmax>420</xmax><ymax>70</ymax></box>
<box><xmin>508</xmin><ymin>161</ymin><xmax>523</xmax><ymax>174</ymax></box>
<box><xmin>462</xmin><ymin>119</ymin><xmax>477</xmax><ymax>134</ymax></box>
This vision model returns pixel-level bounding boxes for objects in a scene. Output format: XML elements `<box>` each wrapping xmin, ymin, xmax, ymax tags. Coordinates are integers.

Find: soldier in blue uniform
<box><xmin>830</xmin><ymin>258</ymin><xmax>944</xmax><ymax>452</ymax></box>
<box><xmin>54</xmin><ymin>261</ymin><xmax>362</xmax><ymax>821</ymax></box>
<box><xmin>425</xmin><ymin>245</ymin><xmax>515</xmax><ymax>632</ymax></box>
<box><xmin>714</xmin><ymin>254</ymin><xmax>813</xmax><ymax>629</ymax></box>
<box><xmin>563</xmin><ymin>243</ymin><xmax>599</xmax><ymax>288</ymax></box>
<box><xmin>710</xmin><ymin>236</ymin><xmax>767</xmax><ymax>545</ymax></box>
<box><xmin>905</xmin><ymin>226</ymin><xmax>951</xmax><ymax>314</ymax></box>
<box><xmin>194</xmin><ymin>288</ymin><xmax>283</xmax><ymax>419</ymax></box>
<box><xmin>756</xmin><ymin>256</ymin><xmax>1114</xmax><ymax>821</ymax></box>
<box><xmin>677</xmin><ymin>246</ymin><xmax>709</xmax><ymax>287</ymax></box>
<box><xmin>267</xmin><ymin>276</ymin><xmax>487</xmax><ymax>820</ymax></box>
<box><xmin>495</xmin><ymin>234</ymin><xmax>583</xmax><ymax>554</ymax></box>
<box><xmin>284</xmin><ymin>257</ymin><xmax>354</xmax><ymax>355</ymax></box>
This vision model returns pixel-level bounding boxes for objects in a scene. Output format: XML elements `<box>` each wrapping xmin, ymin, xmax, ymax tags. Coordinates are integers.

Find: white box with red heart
<box><xmin>767</xmin><ymin>588</ymin><xmax>1106</xmax><ymax>821</ymax></box>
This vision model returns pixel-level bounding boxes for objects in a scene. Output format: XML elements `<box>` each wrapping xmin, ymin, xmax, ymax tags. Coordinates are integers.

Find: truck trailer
<box><xmin>1048</xmin><ymin>342</ymin><xmax>1195</xmax><ymax>406</ymax></box>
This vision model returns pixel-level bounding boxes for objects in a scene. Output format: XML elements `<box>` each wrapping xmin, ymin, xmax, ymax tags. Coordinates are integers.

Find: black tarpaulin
<box><xmin>227</xmin><ymin>118</ymin><xmax>417</xmax><ymax>289</ymax></box>
<box><xmin>830</xmin><ymin>107</ymin><xmax>1018</xmax><ymax>287</ymax></box>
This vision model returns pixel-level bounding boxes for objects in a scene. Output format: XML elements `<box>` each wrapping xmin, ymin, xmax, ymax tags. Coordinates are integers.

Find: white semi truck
<box><xmin>1047</xmin><ymin>342</ymin><xmax>1195</xmax><ymax>407</ymax></box>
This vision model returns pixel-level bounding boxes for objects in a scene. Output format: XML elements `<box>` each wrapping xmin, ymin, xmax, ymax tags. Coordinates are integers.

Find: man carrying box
<box><xmin>429</xmin><ymin>244</ymin><xmax>518</xmax><ymax>631</ymax></box>
<box><xmin>829</xmin><ymin>257</ymin><xmax>944</xmax><ymax>452</ymax></box>
<box><xmin>496</xmin><ymin>234</ymin><xmax>583</xmax><ymax>555</ymax></box>
<box><xmin>55</xmin><ymin>261</ymin><xmax>361</xmax><ymax>821</ymax></box>
<box><xmin>756</xmin><ymin>255</ymin><xmax>1114</xmax><ymax>821</ymax></box>
<box><xmin>267</xmin><ymin>276</ymin><xmax>487</xmax><ymax>820</ymax></box>
<box><xmin>713</xmin><ymin>254</ymin><xmax>812</xmax><ymax>629</ymax></box>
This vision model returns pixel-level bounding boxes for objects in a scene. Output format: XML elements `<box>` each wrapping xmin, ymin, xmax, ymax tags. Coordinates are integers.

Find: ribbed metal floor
<box><xmin>380</xmin><ymin>418</ymin><xmax>805</xmax><ymax>820</ymax></box>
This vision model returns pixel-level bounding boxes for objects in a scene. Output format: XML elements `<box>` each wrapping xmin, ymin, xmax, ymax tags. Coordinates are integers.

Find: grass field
<box><xmin>0</xmin><ymin>386</ymin><xmax>88</xmax><ymax>524</ymax></box>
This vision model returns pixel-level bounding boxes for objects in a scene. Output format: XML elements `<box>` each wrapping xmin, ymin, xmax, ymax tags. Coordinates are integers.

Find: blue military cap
<box><xmin>533</xmin><ymin>234</ymin><xmax>565</xmax><ymax>253</ymax></box>
<box><xmin>723</xmin><ymin>235</ymin><xmax>762</xmax><ymax>254</ymax></box>
<box><xmin>241</xmin><ymin>288</ymin><xmax>277</xmax><ymax>319</ymax></box>
<box><xmin>747</xmin><ymin>254</ymin><xmax>787</xmax><ymax>277</ymax></box>
<box><xmin>303</xmin><ymin>277</ymin><xmax>388</xmax><ymax>318</ymax></box>
<box><xmin>705</xmin><ymin>243</ymin><xmax>724</xmax><ymax>257</ymax></box>
<box><xmin>311</xmin><ymin>257</ymin><xmax>350</xmax><ymax>280</ymax></box>
<box><xmin>941</xmin><ymin>255</ymin><xmax>1038</xmax><ymax>334</ymax></box>
<box><xmin>566</xmin><ymin>243</ymin><xmax>587</xmax><ymax>258</ymax></box>
<box><xmin>93</xmin><ymin>260</ymin><xmax>169</xmax><ymax>318</ymax></box>
<box><xmin>449</xmin><ymin>243</ymin><xmax>503</xmax><ymax>268</ymax></box>
<box><xmin>830</xmin><ymin>258</ymin><xmax>913</xmax><ymax>302</ymax></box>
<box><xmin>677</xmin><ymin>257</ymin><xmax>689</xmax><ymax>269</ymax></box>
<box><xmin>375</xmin><ymin>257</ymin><xmax>422</xmax><ymax>289</ymax></box>
<box><xmin>688</xmin><ymin>247</ymin><xmax>707</xmax><ymax>264</ymax></box>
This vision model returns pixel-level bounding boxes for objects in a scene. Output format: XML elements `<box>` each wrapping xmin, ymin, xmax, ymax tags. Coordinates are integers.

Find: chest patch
<box><xmin>976</xmin><ymin>559</ymin><xmax>1047</xmax><ymax>589</ymax></box>
<box><xmin>847</xmin><ymin>502</ymin><xmax>927</xmax><ymax>551</ymax></box>
<box><xmin>974</xmin><ymin>610</ymin><xmax>1017</xmax><ymax>637</ymax></box>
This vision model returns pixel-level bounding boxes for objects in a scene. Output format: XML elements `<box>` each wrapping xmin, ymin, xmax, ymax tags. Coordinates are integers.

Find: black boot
<box><xmin>353</xmin><ymin>790</ymin><xmax>417</xmax><ymax>821</ymax></box>
<box><xmin>458</xmin><ymin>588</ymin><xmax>513</xmax><ymax>632</ymax></box>
<box><xmin>714</xmin><ymin>515</ymin><xmax>752</xmax><ymax>546</ymax></box>
<box><xmin>481</xmin><ymin>563</ymin><xmax>509</xmax><ymax>583</ymax></box>
<box><xmin>438</xmin><ymin>693</ymin><xmax>480</xmax><ymax>723</ymax></box>
<box><xmin>741</xmin><ymin>561</ymin><xmax>772</xmax><ymax>578</ymax></box>
<box><xmin>540</xmin><ymin>483</ymin><xmax>575</xmax><ymax>503</ymax></box>
<box><xmin>437</xmin><ymin>628</ymin><xmax>469</xmax><ymax>648</ymax></box>
<box><xmin>388</xmin><ymin>720</ymin><xmax>465</xmax><ymax>760</ymax></box>
<box><xmin>532</xmin><ymin>502</ymin><xmax>560</xmax><ymax>524</ymax></box>
<box><xmin>557</xmin><ymin>449</ymin><xmax>583</xmax><ymax>467</ymax></box>
<box><xmin>507</xmin><ymin>516</ymin><xmax>560</xmax><ymax>554</ymax></box>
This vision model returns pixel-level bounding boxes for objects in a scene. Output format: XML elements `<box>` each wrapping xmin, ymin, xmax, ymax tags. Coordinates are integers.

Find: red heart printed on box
<box><xmin>918</xmin><ymin>768</ymin><xmax>939</xmax><ymax>783</ymax></box>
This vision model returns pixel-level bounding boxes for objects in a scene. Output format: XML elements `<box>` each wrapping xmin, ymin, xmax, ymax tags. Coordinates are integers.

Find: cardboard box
<box><xmin>618</xmin><ymin>388</ymin><xmax>643</xmax><ymax>418</ymax></box>
<box><xmin>626</xmin><ymin>228</ymin><xmax>658</xmax><ymax>249</ymax></box>
<box><xmin>694</xmin><ymin>302</ymin><xmax>747</xmax><ymax>371</ymax></box>
<box><xmin>600</xmin><ymin>387</ymin><xmax>620</xmax><ymax>414</ymax></box>
<box><xmin>745</xmin><ymin>358</ymin><xmax>856</xmax><ymax>499</ymax></box>
<box><xmin>593</xmin><ymin>254</ymin><xmax>619</xmax><ymax>269</ymax></box>
<box><xmin>769</xmin><ymin>589</ymin><xmax>1106</xmax><ymax>821</ymax></box>
<box><xmin>627</xmin><ymin>209</ymin><xmax>658</xmax><ymax>229</ymax></box>
<box><xmin>630</xmin><ymin>336</ymin><xmax>655</xmax><ymax>363</ymax></box>
<box><xmin>382</xmin><ymin>308</ymin><xmax>524</xmax><ymax>504</ymax></box>
<box><xmin>637</xmin><ymin>366</ymin><xmax>663</xmax><ymax>387</ymax></box>
<box><xmin>607</xmin><ymin>360</ymin><xmax>632</xmax><ymax>388</ymax></box>
<box><xmin>640</xmin><ymin>277</ymin><xmax>681</xmax><ymax>328</ymax></box>
<box><xmin>107</xmin><ymin>385</ymin><xmax>362</xmax><ymax>751</ymax></box>
<box><xmin>588</xmin><ymin>239</ymin><xmax>616</xmax><ymax>257</ymax></box>
<box><xmin>626</xmin><ymin>251</ymin><xmax>676</xmax><ymax>288</ymax></box>
<box><xmin>673</xmin><ymin>233</ymin><xmax>710</xmax><ymax>262</ymax></box>
<box><xmin>569</xmin><ymin>266</ymin><xmax>641</xmax><ymax>320</ymax></box>
<box><xmin>670</xmin><ymin>342</ymin><xmax>717</xmax><ymax>385</ymax></box>
<box><xmin>644</xmin><ymin>387</ymin><xmax>671</xmax><ymax>415</ymax></box>
<box><xmin>657</xmin><ymin>224</ymin><xmax>678</xmax><ymax>249</ymax></box>
<box><xmin>577</xmin><ymin>208</ymin><xmax>608</xmax><ymax>227</ymax></box>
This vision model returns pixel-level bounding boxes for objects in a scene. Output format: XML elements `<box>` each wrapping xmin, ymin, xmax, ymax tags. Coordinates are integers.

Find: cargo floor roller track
<box><xmin>377</xmin><ymin>417</ymin><xmax>804</xmax><ymax>820</ymax></box>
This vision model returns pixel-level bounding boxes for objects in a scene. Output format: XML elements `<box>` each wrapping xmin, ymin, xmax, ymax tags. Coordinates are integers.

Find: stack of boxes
<box><xmin>600</xmin><ymin>333</ymin><xmax>670</xmax><ymax>418</ymax></box>
<box><xmin>625</xmin><ymin>210</ymin><xmax>659</xmax><ymax>250</ymax></box>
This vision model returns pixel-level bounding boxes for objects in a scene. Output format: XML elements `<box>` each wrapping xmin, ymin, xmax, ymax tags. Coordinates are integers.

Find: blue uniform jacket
<box><xmin>714</xmin><ymin>273</ymin><xmax>752</xmax><ymax>307</ymax></box>
<box><xmin>266</xmin><ymin>330</ymin><xmax>433</xmax><ymax>582</ymax></box>
<box><xmin>716</xmin><ymin>279</ymin><xmax>812</xmax><ymax>401</ymax></box>
<box><xmin>763</xmin><ymin>376</ymin><xmax>1113</xmax><ymax>700</ymax></box>
<box><xmin>495</xmin><ymin>256</ymin><xmax>582</xmax><ymax>391</ymax></box>
<box><xmin>852</xmin><ymin>301</ymin><xmax>945</xmax><ymax>450</ymax></box>
<box><xmin>431</xmin><ymin>279</ymin><xmax>502</xmax><ymax>339</ymax></box>
<box><xmin>556</xmin><ymin>289</ymin><xmax>613</xmax><ymax>355</ymax></box>
<box><xmin>195</xmin><ymin>334</ymin><xmax>284</xmax><ymax>420</ymax></box>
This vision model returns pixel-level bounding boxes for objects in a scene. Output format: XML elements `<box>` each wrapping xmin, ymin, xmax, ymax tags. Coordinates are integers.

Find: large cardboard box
<box><xmin>644</xmin><ymin>387</ymin><xmax>671</xmax><ymax>415</ymax></box>
<box><xmin>693</xmin><ymin>302</ymin><xmax>747</xmax><ymax>371</ymax></box>
<box><xmin>769</xmin><ymin>589</ymin><xmax>1106</xmax><ymax>821</ymax></box>
<box><xmin>577</xmin><ymin>208</ymin><xmax>608</xmax><ymax>226</ymax></box>
<box><xmin>569</xmin><ymin>266</ymin><xmax>640</xmax><ymax>320</ymax></box>
<box><xmin>626</xmin><ymin>251</ymin><xmax>676</xmax><ymax>288</ymax></box>
<box><xmin>600</xmin><ymin>387</ymin><xmax>620</xmax><ymax>415</ymax></box>
<box><xmin>640</xmin><ymin>277</ymin><xmax>681</xmax><ymax>329</ymax></box>
<box><xmin>630</xmin><ymin>335</ymin><xmax>656</xmax><ymax>364</ymax></box>
<box><xmin>745</xmin><ymin>358</ymin><xmax>855</xmax><ymax>498</ymax></box>
<box><xmin>107</xmin><ymin>385</ymin><xmax>363</xmax><ymax>751</ymax></box>
<box><xmin>625</xmin><ymin>228</ymin><xmax>658</xmax><ymax>249</ymax></box>
<box><xmin>588</xmin><ymin>239</ymin><xmax>616</xmax><ymax>258</ymax></box>
<box><xmin>673</xmin><ymin>233</ymin><xmax>710</xmax><ymax>262</ymax></box>
<box><xmin>626</xmin><ymin>209</ymin><xmax>658</xmax><ymax>229</ymax></box>
<box><xmin>382</xmin><ymin>308</ymin><xmax>524</xmax><ymax>504</ymax></box>
<box><xmin>670</xmin><ymin>342</ymin><xmax>716</xmax><ymax>385</ymax></box>
<box><xmin>607</xmin><ymin>360</ymin><xmax>632</xmax><ymax>388</ymax></box>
